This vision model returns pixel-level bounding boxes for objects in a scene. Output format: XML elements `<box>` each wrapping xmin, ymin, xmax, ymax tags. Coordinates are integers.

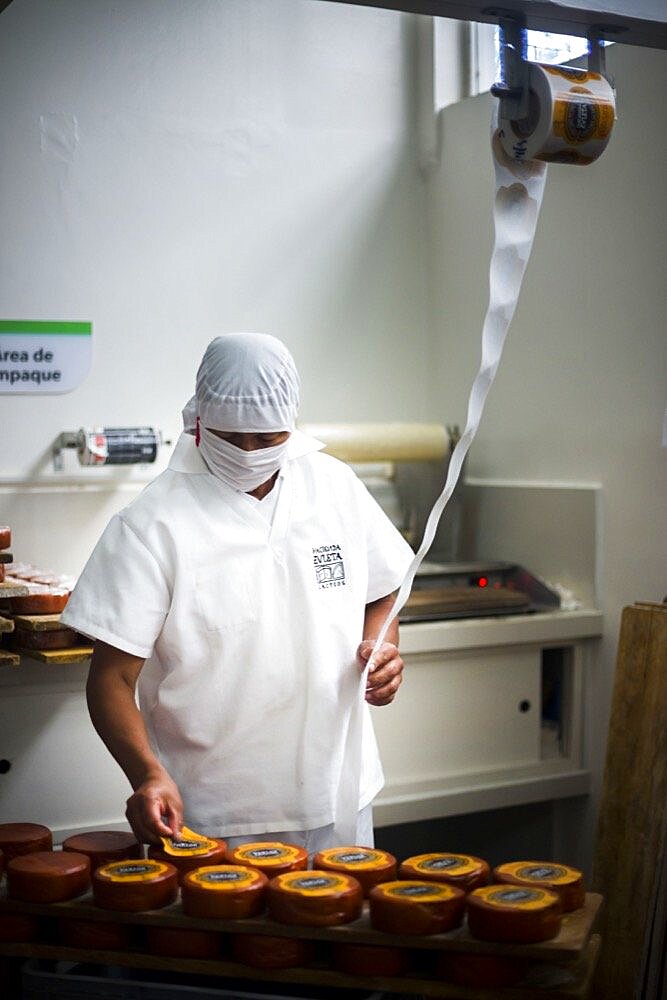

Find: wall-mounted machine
<box><xmin>52</xmin><ymin>427</ymin><xmax>166</xmax><ymax>471</ymax></box>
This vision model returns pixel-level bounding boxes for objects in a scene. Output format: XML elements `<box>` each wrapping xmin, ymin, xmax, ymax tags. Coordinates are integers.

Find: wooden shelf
<box><xmin>9</xmin><ymin>646</ymin><xmax>93</xmax><ymax>664</ymax></box>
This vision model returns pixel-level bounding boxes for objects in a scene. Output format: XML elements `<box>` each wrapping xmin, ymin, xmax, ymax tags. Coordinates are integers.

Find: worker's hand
<box><xmin>357</xmin><ymin>640</ymin><xmax>404</xmax><ymax>707</ymax></box>
<box><xmin>125</xmin><ymin>768</ymin><xmax>184</xmax><ymax>845</ymax></box>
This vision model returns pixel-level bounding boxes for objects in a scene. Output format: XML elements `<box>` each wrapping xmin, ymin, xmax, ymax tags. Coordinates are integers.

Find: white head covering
<box><xmin>182</xmin><ymin>333</ymin><xmax>300</xmax><ymax>434</ymax></box>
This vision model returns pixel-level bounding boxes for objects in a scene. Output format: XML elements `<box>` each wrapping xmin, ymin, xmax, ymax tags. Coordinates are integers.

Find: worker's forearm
<box><xmin>363</xmin><ymin>592</ymin><xmax>399</xmax><ymax>647</ymax></box>
<box><xmin>86</xmin><ymin>659</ymin><xmax>163</xmax><ymax>792</ymax></box>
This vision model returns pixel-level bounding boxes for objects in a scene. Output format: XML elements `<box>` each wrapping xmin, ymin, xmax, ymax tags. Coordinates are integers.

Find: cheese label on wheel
<box><xmin>190</xmin><ymin>867</ymin><xmax>262</xmax><ymax>890</ymax></box>
<box><xmin>318</xmin><ymin>848</ymin><xmax>388</xmax><ymax>870</ymax></box>
<box><xmin>378</xmin><ymin>881</ymin><xmax>458</xmax><ymax>902</ymax></box>
<box><xmin>160</xmin><ymin>826</ymin><xmax>215</xmax><ymax>857</ymax></box>
<box><xmin>408</xmin><ymin>853</ymin><xmax>481</xmax><ymax>876</ymax></box>
<box><xmin>275</xmin><ymin>873</ymin><xmax>349</xmax><ymax>896</ymax></box>
<box><xmin>505</xmin><ymin>862</ymin><xmax>577</xmax><ymax>884</ymax></box>
<box><xmin>99</xmin><ymin>860</ymin><xmax>170</xmax><ymax>883</ymax></box>
<box><xmin>475</xmin><ymin>886</ymin><xmax>557</xmax><ymax>910</ymax></box>
<box><xmin>235</xmin><ymin>844</ymin><xmax>303</xmax><ymax>865</ymax></box>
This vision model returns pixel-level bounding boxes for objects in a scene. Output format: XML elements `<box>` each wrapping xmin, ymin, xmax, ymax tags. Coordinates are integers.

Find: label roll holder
<box><xmin>488</xmin><ymin>12</ymin><xmax>617</xmax><ymax>166</ymax></box>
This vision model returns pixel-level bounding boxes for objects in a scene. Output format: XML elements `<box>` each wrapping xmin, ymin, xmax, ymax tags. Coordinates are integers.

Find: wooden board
<box><xmin>0</xmin><ymin>648</ymin><xmax>20</xmax><ymax>666</ymax></box>
<box><xmin>0</xmin><ymin>581</ymin><xmax>29</xmax><ymax>598</ymax></box>
<box><xmin>11</xmin><ymin>612</ymin><xmax>64</xmax><ymax>632</ymax></box>
<box><xmin>591</xmin><ymin>601</ymin><xmax>667</xmax><ymax>1000</ymax></box>
<box><xmin>0</xmin><ymin>614</ymin><xmax>14</xmax><ymax>633</ymax></box>
<box><xmin>0</xmin><ymin>890</ymin><xmax>602</xmax><ymax>963</ymax></box>
<box><xmin>0</xmin><ymin>935</ymin><xmax>601</xmax><ymax>999</ymax></box>
<box><xmin>12</xmin><ymin>645</ymin><xmax>93</xmax><ymax>664</ymax></box>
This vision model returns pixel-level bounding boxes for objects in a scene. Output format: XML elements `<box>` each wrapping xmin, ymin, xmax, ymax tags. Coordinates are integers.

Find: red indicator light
<box><xmin>478</xmin><ymin>576</ymin><xmax>488</xmax><ymax>588</ymax></box>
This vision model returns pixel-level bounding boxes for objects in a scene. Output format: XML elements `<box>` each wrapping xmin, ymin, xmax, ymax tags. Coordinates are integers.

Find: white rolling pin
<box><xmin>297</xmin><ymin>423</ymin><xmax>450</xmax><ymax>463</ymax></box>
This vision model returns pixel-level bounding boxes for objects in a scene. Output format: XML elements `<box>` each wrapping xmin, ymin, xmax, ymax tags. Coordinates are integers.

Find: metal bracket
<box><xmin>486</xmin><ymin>9</ymin><xmax>529</xmax><ymax>122</ymax></box>
<box><xmin>52</xmin><ymin>431</ymin><xmax>79</xmax><ymax>472</ymax></box>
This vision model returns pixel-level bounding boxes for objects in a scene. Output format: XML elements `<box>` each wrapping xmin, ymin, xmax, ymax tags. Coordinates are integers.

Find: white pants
<box><xmin>223</xmin><ymin>804</ymin><xmax>374</xmax><ymax>864</ymax></box>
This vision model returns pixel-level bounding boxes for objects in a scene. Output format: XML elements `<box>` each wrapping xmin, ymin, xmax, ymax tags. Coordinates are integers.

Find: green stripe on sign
<box><xmin>0</xmin><ymin>320</ymin><xmax>92</xmax><ymax>335</ymax></box>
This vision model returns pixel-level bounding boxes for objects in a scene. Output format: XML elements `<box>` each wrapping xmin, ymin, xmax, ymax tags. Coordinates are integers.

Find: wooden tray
<box><xmin>0</xmin><ymin>581</ymin><xmax>29</xmax><ymax>599</ymax></box>
<box><xmin>9</xmin><ymin>646</ymin><xmax>93</xmax><ymax>664</ymax></box>
<box><xmin>11</xmin><ymin>613</ymin><xmax>65</xmax><ymax>632</ymax></box>
<box><xmin>0</xmin><ymin>935</ymin><xmax>602</xmax><ymax>999</ymax></box>
<box><xmin>0</xmin><ymin>890</ymin><xmax>602</xmax><ymax>963</ymax></box>
<box><xmin>0</xmin><ymin>648</ymin><xmax>20</xmax><ymax>666</ymax></box>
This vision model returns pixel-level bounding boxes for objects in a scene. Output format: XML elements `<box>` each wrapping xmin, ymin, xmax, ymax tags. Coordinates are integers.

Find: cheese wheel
<box><xmin>148</xmin><ymin>837</ymin><xmax>228</xmax><ymax>883</ymax></box>
<box><xmin>267</xmin><ymin>871</ymin><xmax>363</xmax><ymax>927</ymax></box>
<box><xmin>369</xmin><ymin>881</ymin><xmax>465</xmax><ymax>936</ymax></box>
<box><xmin>331</xmin><ymin>942</ymin><xmax>410</xmax><ymax>977</ymax></box>
<box><xmin>62</xmin><ymin>831</ymin><xmax>143</xmax><ymax>871</ymax></box>
<box><xmin>12</xmin><ymin>628</ymin><xmax>78</xmax><ymax>651</ymax></box>
<box><xmin>58</xmin><ymin>917</ymin><xmax>132</xmax><ymax>951</ymax></box>
<box><xmin>0</xmin><ymin>847</ymin><xmax>4</xmax><ymax>876</ymax></box>
<box><xmin>226</xmin><ymin>842</ymin><xmax>308</xmax><ymax>878</ymax></box>
<box><xmin>182</xmin><ymin>865</ymin><xmax>268</xmax><ymax>919</ymax></box>
<box><xmin>7</xmin><ymin>851</ymin><xmax>90</xmax><ymax>903</ymax></box>
<box><xmin>231</xmin><ymin>933</ymin><xmax>315</xmax><ymax>969</ymax></box>
<box><xmin>313</xmin><ymin>846</ymin><xmax>397</xmax><ymax>896</ymax></box>
<box><xmin>466</xmin><ymin>885</ymin><xmax>562</xmax><ymax>943</ymax></box>
<box><xmin>0</xmin><ymin>564</ymin><xmax>4</xmax><ymax>583</ymax></box>
<box><xmin>0</xmin><ymin>913</ymin><xmax>41</xmax><ymax>943</ymax></box>
<box><xmin>9</xmin><ymin>587</ymin><xmax>70</xmax><ymax>615</ymax></box>
<box><xmin>398</xmin><ymin>853</ymin><xmax>490</xmax><ymax>892</ymax></box>
<box><xmin>92</xmin><ymin>859</ymin><xmax>178</xmax><ymax>912</ymax></box>
<box><xmin>0</xmin><ymin>527</ymin><xmax>10</xmax><ymax>550</ymax></box>
<box><xmin>435</xmin><ymin>950</ymin><xmax>527</xmax><ymax>987</ymax></box>
<box><xmin>0</xmin><ymin>823</ymin><xmax>53</xmax><ymax>861</ymax></box>
<box><xmin>146</xmin><ymin>925</ymin><xmax>222</xmax><ymax>959</ymax></box>
<box><xmin>493</xmin><ymin>861</ymin><xmax>585</xmax><ymax>912</ymax></box>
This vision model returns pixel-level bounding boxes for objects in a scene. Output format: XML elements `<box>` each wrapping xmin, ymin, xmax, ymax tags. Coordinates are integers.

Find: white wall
<box><xmin>425</xmin><ymin>40</ymin><xmax>667</xmax><ymax>868</ymax></box>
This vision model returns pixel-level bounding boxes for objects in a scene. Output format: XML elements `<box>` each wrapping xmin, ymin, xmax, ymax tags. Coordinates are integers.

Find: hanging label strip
<box><xmin>334</xmin><ymin>120</ymin><xmax>548</xmax><ymax>845</ymax></box>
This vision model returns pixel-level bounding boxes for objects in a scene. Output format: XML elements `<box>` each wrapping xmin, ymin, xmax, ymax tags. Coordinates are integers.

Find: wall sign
<box><xmin>0</xmin><ymin>320</ymin><xmax>92</xmax><ymax>393</ymax></box>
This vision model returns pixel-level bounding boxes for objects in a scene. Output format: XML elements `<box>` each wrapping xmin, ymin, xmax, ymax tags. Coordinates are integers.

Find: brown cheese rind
<box><xmin>369</xmin><ymin>880</ymin><xmax>465</xmax><ymax>935</ymax></box>
<box><xmin>146</xmin><ymin>925</ymin><xmax>222</xmax><ymax>959</ymax></box>
<box><xmin>436</xmin><ymin>950</ymin><xmax>527</xmax><ymax>987</ymax></box>
<box><xmin>92</xmin><ymin>859</ymin><xmax>178</xmax><ymax>912</ymax></box>
<box><xmin>181</xmin><ymin>865</ymin><xmax>268</xmax><ymax>919</ymax></box>
<box><xmin>0</xmin><ymin>527</ymin><xmax>10</xmax><ymax>550</ymax></box>
<box><xmin>332</xmin><ymin>942</ymin><xmax>410</xmax><ymax>977</ymax></box>
<box><xmin>466</xmin><ymin>885</ymin><xmax>562</xmax><ymax>943</ymax></box>
<box><xmin>398</xmin><ymin>852</ymin><xmax>490</xmax><ymax>892</ymax></box>
<box><xmin>58</xmin><ymin>917</ymin><xmax>132</xmax><ymax>951</ymax></box>
<box><xmin>313</xmin><ymin>846</ymin><xmax>397</xmax><ymax>896</ymax></box>
<box><xmin>0</xmin><ymin>913</ymin><xmax>41</xmax><ymax>943</ymax></box>
<box><xmin>231</xmin><ymin>933</ymin><xmax>315</xmax><ymax>969</ymax></box>
<box><xmin>7</xmin><ymin>851</ymin><xmax>90</xmax><ymax>903</ymax></box>
<box><xmin>62</xmin><ymin>831</ymin><xmax>142</xmax><ymax>871</ymax></box>
<box><xmin>0</xmin><ymin>823</ymin><xmax>53</xmax><ymax>861</ymax></box>
<box><xmin>8</xmin><ymin>588</ymin><xmax>70</xmax><ymax>615</ymax></box>
<box><xmin>493</xmin><ymin>860</ymin><xmax>585</xmax><ymax>912</ymax></box>
<box><xmin>267</xmin><ymin>871</ymin><xmax>363</xmax><ymax>927</ymax></box>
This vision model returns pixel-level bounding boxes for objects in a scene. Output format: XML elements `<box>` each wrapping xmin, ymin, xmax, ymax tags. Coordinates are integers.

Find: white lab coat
<box><xmin>62</xmin><ymin>432</ymin><xmax>413</xmax><ymax>837</ymax></box>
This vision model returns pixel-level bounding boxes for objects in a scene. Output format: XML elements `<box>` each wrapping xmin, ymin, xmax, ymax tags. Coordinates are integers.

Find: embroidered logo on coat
<box><xmin>313</xmin><ymin>543</ymin><xmax>346</xmax><ymax>589</ymax></box>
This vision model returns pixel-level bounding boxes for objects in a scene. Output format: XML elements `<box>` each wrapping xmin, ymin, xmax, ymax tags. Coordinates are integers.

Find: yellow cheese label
<box><xmin>320</xmin><ymin>848</ymin><xmax>389</xmax><ymax>870</ymax></box>
<box><xmin>407</xmin><ymin>853</ymin><xmax>481</xmax><ymax>877</ymax></box>
<box><xmin>381</xmin><ymin>880</ymin><xmax>457</xmax><ymax>902</ymax></box>
<box><xmin>234</xmin><ymin>843</ymin><xmax>302</xmax><ymax>866</ymax></box>
<box><xmin>277</xmin><ymin>872</ymin><xmax>349</xmax><ymax>897</ymax></box>
<box><xmin>501</xmin><ymin>862</ymin><xmax>580</xmax><ymax>885</ymax></box>
<box><xmin>544</xmin><ymin>65</ymin><xmax>602</xmax><ymax>84</ymax></box>
<box><xmin>160</xmin><ymin>825</ymin><xmax>216</xmax><ymax>857</ymax></box>
<box><xmin>99</xmin><ymin>860</ymin><xmax>170</xmax><ymax>883</ymax></box>
<box><xmin>190</xmin><ymin>866</ymin><xmax>260</xmax><ymax>890</ymax></box>
<box><xmin>552</xmin><ymin>97</ymin><xmax>615</xmax><ymax>144</ymax></box>
<box><xmin>475</xmin><ymin>885</ymin><xmax>557</xmax><ymax>910</ymax></box>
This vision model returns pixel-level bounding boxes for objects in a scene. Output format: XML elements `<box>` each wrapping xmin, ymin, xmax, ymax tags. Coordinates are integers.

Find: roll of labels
<box><xmin>335</xmin><ymin>18</ymin><xmax>617</xmax><ymax>844</ymax></box>
<box><xmin>53</xmin><ymin>427</ymin><xmax>165</xmax><ymax>470</ymax></box>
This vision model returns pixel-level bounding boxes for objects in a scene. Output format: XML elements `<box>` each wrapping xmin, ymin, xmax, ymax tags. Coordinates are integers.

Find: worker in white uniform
<box><xmin>61</xmin><ymin>333</ymin><xmax>414</xmax><ymax>854</ymax></box>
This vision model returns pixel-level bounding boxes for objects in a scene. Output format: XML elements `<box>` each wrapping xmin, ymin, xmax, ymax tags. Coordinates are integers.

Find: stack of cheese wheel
<box><xmin>398</xmin><ymin>852</ymin><xmax>490</xmax><ymax>892</ymax></box>
<box><xmin>313</xmin><ymin>846</ymin><xmax>396</xmax><ymax>896</ymax></box>
<box><xmin>7</xmin><ymin>851</ymin><xmax>90</xmax><ymax>903</ymax></box>
<box><xmin>182</xmin><ymin>865</ymin><xmax>267</xmax><ymax>919</ymax></box>
<box><xmin>92</xmin><ymin>859</ymin><xmax>178</xmax><ymax>912</ymax></box>
<box><xmin>62</xmin><ymin>831</ymin><xmax>142</xmax><ymax>871</ymax></box>
<box><xmin>466</xmin><ymin>884</ymin><xmax>562</xmax><ymax>943</ymax></box>
<box><xmin>231</xmin><ymin>934</ymin><xmax>315</xmax><ymax>970</ymax></box>
<box><xmin>8</xmin><ymin>585</ymin><xmax>71</xmax><ymax>615</ymax></box>
<box><xmin>268</xmin><ymin>871</ymin><xmax>363</xmax><ymax>927</ymax></box>
<box><xmin>58</xmin><ymin>916</ymin><xmax>132</xmax><ymax>952</ymax></box>
<box><xmin>0</xmin><ymin>823</ymin><xmax>53</xmax><ymax>862</ymax></box>
<box><xmin>493</xmin><ymin>861</ymin><xmax>585</xmax><ymax>912</ymax></box>
<box><xmin>435</xmin><ymin>951</ymin><xmax>527</xmax><ymax>988</ymax></box>
<box><xmin>149</xmin><ymin>835</ymin><xmax>228</xmax><ymax>884</ymax></box>
<box><xmin>331</xmin><ymin>943</ymin><xmax>410</xmax><ymax>978</ymax></box>
<box><xmin>369</xmin><ymin>881</ymin><xmax>465</xmax><ymax>935</ymax></box>
<box><xmin>226</xmin><ymin>842</ymin><xmax>307</xmax><ymax>879</ymax></box>
<box><xmin>0</xmin><ymin>525</ymin><xmax>9</xmax><ymax>583</ymax></box>
<box><xmin>146</xmin><ymin>925</ymin><xmax>222</xmax><ymax>959</ymax></box>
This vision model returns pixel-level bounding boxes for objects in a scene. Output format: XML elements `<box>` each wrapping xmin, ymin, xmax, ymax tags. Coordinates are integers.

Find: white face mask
<box><xmin>198</xmin><ymin>426</ymin><xmax>290</xmax><ymax>492</ymax></box>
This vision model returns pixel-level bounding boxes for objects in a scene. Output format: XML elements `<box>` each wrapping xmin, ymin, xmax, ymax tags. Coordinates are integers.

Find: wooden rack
<box><xmin>0</xmin><ymin>890</ymin><xmax>603</xmax><ymax>999</ymax></box>
<box><xmin>0</xmin><ymin>611</ymin><xmax>92</xmax><ymax>665</ymax></box>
